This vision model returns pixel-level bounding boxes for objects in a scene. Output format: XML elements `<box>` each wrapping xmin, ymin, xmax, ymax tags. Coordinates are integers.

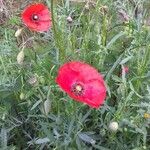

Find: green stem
<box><xmin>51</xmin><ymin>0</ymin><xmax>65</xmax><ymax>63</ymax></box>
<box><xmin>136</xmin><ymin>46</ymin><xmax>150</xmax><ymax>94</ymax></box>
<box><xmin>101</xmin><ymin>15</ymin><xmax>107</xmax><ymax>46</ymax></box>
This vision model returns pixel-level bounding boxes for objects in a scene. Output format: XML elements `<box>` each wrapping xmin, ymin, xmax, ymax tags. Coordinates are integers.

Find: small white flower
<box><xmin>109</xmin><ymin>121</ymin><xmax>119</xmax><ymax>132</ymax></box>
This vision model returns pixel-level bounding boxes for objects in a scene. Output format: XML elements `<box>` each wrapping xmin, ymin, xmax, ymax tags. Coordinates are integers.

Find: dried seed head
<box><xmin>15</xmin><ymin>28</ymin><xmax>23</xmax><ymax>37</ymax></box>
<box><xmin>17</xmin><ymin>50</ymin><xmax>24</xmax><ymax>65</ymax></box>
<box><xmin>118</xmin><ymin>9</ymin><xmax>130</xmax><ymax>22</ymax></box>
<box><xmin>85</xmin><ymin>3</ymin><xmax>90</xmax><ymax>10</ymax></box>
<box><xmin>109</xmin><ymin>121</ymin><xmax>119</xmax><ymax>132</ymax></box>
<box><xmin>100</xmin><ymin>5</ymin><xmax>109</xmax><ymax>14</ymax></box>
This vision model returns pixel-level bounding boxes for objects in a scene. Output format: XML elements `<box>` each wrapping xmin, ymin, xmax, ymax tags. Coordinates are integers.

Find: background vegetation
<box><xmin>0</xmin><ymin>0</ymin><xmax>150</xmax><ymax>149</ymax></box>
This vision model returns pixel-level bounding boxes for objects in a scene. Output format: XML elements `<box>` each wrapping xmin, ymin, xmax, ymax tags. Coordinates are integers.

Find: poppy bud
<box><xmin>124</xmin><ymin>127</ymin><xmax>128</xmax><ymax>132</ymax></box>
<box><xmin>109</xmin><ymin>122</ymin><xmax>119</xmax><ymax>132</ymax></box>
<box><xmin>20</xmin><ymin>92</ymin><xmax>25</xmax><ymax>100</ymax></box>
<box><xmin>44</xmin><ymin>99</ymin><xmax>51</xmax><ymax>115</ymax></box>
<box><xmin>15</xmin><ymin>28</ymin><xmax>23</xmax><ymax>37</ymax></box>
<box><xmin>17</xmin><ymin>50</ymin><xmax>24</xmax><ymax>65</ymax></box>
<box><xmin>39</xmin><ymin>76</ymin><xmax>45</xmax><ymax>85</ymax></box>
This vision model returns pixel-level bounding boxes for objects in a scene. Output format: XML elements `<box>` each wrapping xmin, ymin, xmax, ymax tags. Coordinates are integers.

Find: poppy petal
<box><xmin>56</xmin><ymin>61</ymin><xmax>107</xmax><ymax>109</ymax></box>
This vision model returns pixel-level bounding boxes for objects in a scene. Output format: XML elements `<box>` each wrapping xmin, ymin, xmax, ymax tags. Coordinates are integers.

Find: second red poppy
<box><xmin>56</xmin><ymin>61</ymin><xmax>107</xmax><ymax>108</ymax></box>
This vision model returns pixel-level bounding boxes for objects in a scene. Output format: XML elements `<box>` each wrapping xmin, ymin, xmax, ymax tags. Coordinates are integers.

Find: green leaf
<box><xmin>31</xmin><ymin>99</ymin><xmax>42</xmax><ymax>111</ymax></box>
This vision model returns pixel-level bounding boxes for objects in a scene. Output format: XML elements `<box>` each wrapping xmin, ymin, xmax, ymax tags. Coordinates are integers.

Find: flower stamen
<box><xmin>72</xmin><ymin>83</ymin><xmax>84</xmax><ymax>96</ymax></box>
<box><xmin>32</xmin><ymin>14</ymin><xmax>39</xmax><ymax>21</ymax></box>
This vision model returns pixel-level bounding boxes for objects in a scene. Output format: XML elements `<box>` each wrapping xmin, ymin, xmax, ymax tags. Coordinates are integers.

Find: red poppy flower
<box><xmin>56</xmin><ymin>61</ymin><xmax>107</xmax><ymax>108</ymax></box>
<box><xmin>21</xmin><ymin>3</ymin><xmax>52</xmax><ymax>32</ymax></box>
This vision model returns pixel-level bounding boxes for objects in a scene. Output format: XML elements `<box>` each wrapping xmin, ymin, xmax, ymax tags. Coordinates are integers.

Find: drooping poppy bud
<box><xmin>21</xmin><ymin>3</ymin><xmax>52</xmax><ymax>32</ymax></box>
<box><xmin>56</xmin><ymin>61</ymin><xmax>107</xmax><ymax>108</ymax></box>
<box><xmin>17</xmin><ymin>50</ymin><xmax>24</xmax><ymax>65</ymax></box>
<box><xmin>15</xmin><ymin>28</ymin><xmax>23</xmax><ymax>37</ymax></box>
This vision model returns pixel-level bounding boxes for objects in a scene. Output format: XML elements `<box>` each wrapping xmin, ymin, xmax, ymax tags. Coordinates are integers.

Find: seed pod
<box><xmin>44</xmin><ymin>99</ymin><xmax>51</xmax><ymax>115</ymax></box>
<box><xmin>109</xmin><ymin>121</ymin><xmax>119</xmax><ymax>132</ymax></box>
<box><xmin>17</xmin><ymin>50</ymin><xmax>24</xmax><ymax>65</ymax></box>
<box><xmin>15</xmin><ymin>28</ymin><xmax>23</xmax><ymax>37</ymax></box>
<box><xmin>39</xmin><ymin>76</ymin><xmax>45</xmax><ymax>85</ymax></box>
<box><xmin>124</xmin><ymin>127</ymin><xmax>127</xmax><ymax>132</ymax></box>
<box><xmin>20</xmin><ymin>92</ymin><xmax>25</xmax><ymax>100</ymax></box>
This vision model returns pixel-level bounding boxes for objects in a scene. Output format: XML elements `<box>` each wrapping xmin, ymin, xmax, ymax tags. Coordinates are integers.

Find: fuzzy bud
<box><xmin>15</xmin><ymin>28</ymin><xmax>23</xmax><ymax>37</ymax></box>
<box><xmin>17</xmin><ymin>50</ymin><xmax>24</xmax><ymax>65</ymax></box>
<box><xmin>109</xmin><ymin>122</ymin><xmax>119</xmax><ymax>132</ymax></box>
<box><xmin>44</xmin><ymin>99</ymin><xmax>51</xmax><ymax>115</ymax></box>
<box><xmin>20</xmin><ymin>92</ymin><xmax>25</xmax><ymax>100</ymax></box>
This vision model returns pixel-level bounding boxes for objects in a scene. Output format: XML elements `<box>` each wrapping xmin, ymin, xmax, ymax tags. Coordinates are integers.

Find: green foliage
<box><xmin>0</xmin><ymin>0</ymin><xmax>150</xmax><ymax>149</ymax></box>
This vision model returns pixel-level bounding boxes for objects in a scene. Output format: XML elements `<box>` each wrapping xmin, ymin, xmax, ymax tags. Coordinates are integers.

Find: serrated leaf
<box><xmin>35</xmin><ymin>137</ymin><xmax>50</xmax><ymax>144</ymax></box>
<box><xmin>92</xmin><ymin>144</ymin><xmax>110</xmax><ymax>150</ymax></box>
<box><xmin>0</xmin><ymin>128</ymin><xmax>7</xmax><ymax>148</ymax></box>
<box><xmin>31</xmin><ymin>99</ymin><xmax>42</xmax><ymax>110</ymax></box>
<box><xmin>78</xmin><ymin>133</ymin><xmax>96</xmax><ymax>144</ymax></box>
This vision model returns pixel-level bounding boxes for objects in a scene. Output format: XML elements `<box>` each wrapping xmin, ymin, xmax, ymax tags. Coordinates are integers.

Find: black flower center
<box><xmin>71</xmin><ymin>83</ymin><xmax>84</xmax><ymax>96</ymax></box>
<box><xmin>32</xmin><ymin>14</ymin><xmax>39</xmax><ymax>21</ymax></box>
